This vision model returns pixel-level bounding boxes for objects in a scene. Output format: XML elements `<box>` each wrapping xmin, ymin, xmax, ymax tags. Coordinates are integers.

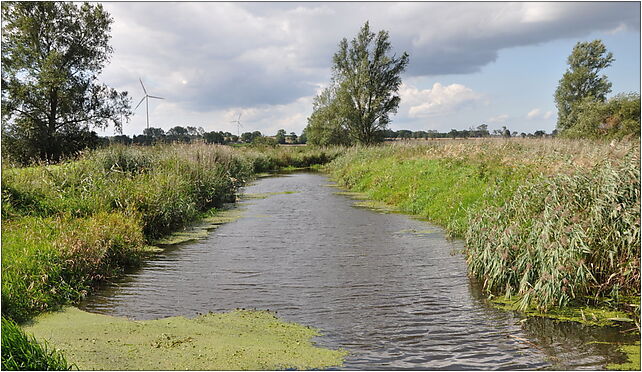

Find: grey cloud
<box><xmin>101</xmin><ymin>1</ymin><xmax>640</xmax><ymax>112</ymax></box>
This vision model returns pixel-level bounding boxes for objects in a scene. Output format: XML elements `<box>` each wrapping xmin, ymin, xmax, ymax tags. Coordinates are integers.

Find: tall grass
<box><xmin>327</xmin><ymin>138</ymin><xmax>640</xmax><ymax>310</ymax></box>
<box><xmin>466</xmin><ymin>153</ymin><xmax>640</xmax><ymax>310</ymax></box>
<box><xmin>1</xmin><ymin>317</ymin><xmax>73</xmax><ymax>370</ymax></box>
<box><xmin>1</xmin><ymin>144</ymin><xmax>344</xmax><ymax>322</ymax></box>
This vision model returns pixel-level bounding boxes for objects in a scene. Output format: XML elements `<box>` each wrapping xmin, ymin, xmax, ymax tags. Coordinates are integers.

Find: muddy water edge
<box><xmin>78</xmin><ymin>171</ymin><xmax>637</xmax><ymax>370</ymax></box>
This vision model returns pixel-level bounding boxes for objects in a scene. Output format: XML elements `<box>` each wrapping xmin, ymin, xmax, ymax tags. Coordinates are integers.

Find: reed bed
<box><xmin>327</xmin><ymin>138</ymin><xmax>640</xmax><ymax>310</ymax></box>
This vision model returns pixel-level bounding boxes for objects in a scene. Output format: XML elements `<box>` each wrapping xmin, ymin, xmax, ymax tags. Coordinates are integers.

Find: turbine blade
<box><xmin>237</xmin><ymin>113</ymin><xmax>242</xmax><ymax>121</ymax></box>
<box><xmin>148</xmin><ymin>95</ymin><xmax>164</xmax><ymax>100</ymax></box>
<box><xmin>139</xmin><ymin>78</ymin><xmax>147</xmax><ymax>94</ymax></box>
<box><xmin>134</xmin><ymin>96</ymin><xmax>146</xmax><ymax>110</ymax></box>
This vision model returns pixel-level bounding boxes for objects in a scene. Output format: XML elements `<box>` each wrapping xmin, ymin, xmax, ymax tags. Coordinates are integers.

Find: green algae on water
<box><xmin>153</xmin><ymin>208</ymin><xmax>244</xmax><ymax>245</ymax></box>
<box><xmin>607</xmin><ymin>342</ymin><xmax>641</xmax><ymax>370</ymax></box>
<box><xmin>241</xmin><ymin>191</ymin><xmax>299</xmax><ymax>200</ymax></box>
<box><xmin>23</xmin><ymin>307</ymin><xmax>347</xmax><ymax>370</ymax></box>
<box><xmin>490</xmin><ymin>296</ymin><xmax>636</xmax><ymax>327</ymax></box>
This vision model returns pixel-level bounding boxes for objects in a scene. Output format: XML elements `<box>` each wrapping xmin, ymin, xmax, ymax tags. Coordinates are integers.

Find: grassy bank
<box><xmin>326</xmin><ymin>138</ymin><xmax>640</xmax><ymax>314</ymax></box>
<box><xmin>1</xmin><ymin>144</ymin><xmax>344</xmax><ymax>323</ymax></box>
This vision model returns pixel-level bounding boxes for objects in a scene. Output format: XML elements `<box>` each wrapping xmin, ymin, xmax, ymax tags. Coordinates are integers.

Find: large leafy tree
<box><xmin>1</xmin><ymin>2</ymin><xmax>131</xmax><ymax>163</ymax></box>
<box><xmin>554</xmin><ymin>40</ymin><xmax>614</xmax><ymax>132</ymax></box>
<box><xmin>306</xmin><ymin>85</ymin><xmax>351</xmax><ymax>146</ymax></box>
<box><xmin>306</xmin><ymin>22</ymin><xmax>409</xmax><ymax>145</ymax></box>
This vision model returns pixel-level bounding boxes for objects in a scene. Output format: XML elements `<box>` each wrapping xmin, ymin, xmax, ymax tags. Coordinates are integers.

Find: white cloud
<box><xmin>488</xmin><ymin>114</ymin><xmax>509</xmax><ymax>124</ymax></box>
<box><xmin>527</xmin><ymin>108</ymin><xmax>554</xmax><ymax>120</ymax></box>
<box><xmin>527</xmin><ymin>108</ymin><xmax>542</xmax><ymax>119</ymax></box>
<box><xmin>401</xmin><ymin>83</ymin><xmax>483</xmax><ymax>118</ymax></box>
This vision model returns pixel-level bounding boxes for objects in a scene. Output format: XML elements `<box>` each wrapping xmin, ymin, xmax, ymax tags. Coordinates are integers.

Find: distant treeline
<box><xmin>106</xmin><ymin>126</ymin><xmax>307</xmax><ymax>146</ymax></box>
<box><xmin>383</xmin><ymin>124</ymin><xmax>551</xmax><ymax>140</ymax></box>
<box><xmin>104</xmin><ymin>124</ymin><xmax>553</xmax><ymax>147</ymax></box>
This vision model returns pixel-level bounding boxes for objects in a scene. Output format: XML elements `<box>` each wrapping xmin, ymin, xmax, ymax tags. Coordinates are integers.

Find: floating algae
<box><xmin>153</xmin><ymin>208</ymin><xmax>244</xmax><ymax>245</ymax></box>
<box><xmin>490</xmin><ymin>296</ymin><xmax>636</xmax><ymax>327</ymax></box>
<box><xmin>607</xmin><ymin>342</ymin><xmax>641</xmax><ymax>371</ymax></box>
<box><xmin>23</xmin><ymin>307</ymin><xmax>347</xmax><ymax>370</ymax></box>
<box><xmin>241</xmin><ymin>191</ymin><xmax>299</xmax><ymax>200</ymax></box>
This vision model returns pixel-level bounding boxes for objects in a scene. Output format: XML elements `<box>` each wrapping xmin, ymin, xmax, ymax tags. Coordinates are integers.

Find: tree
<box><xmin>332</xmin><ymin>22</ymin><xmax>409</xmax><ymax>145</ymax></box>
<box><xmin>306</xmin><ymin>22</ymin><xmax>409</xmax><ymax>146</ymax></box>
<box><xmin>306</xmin><ymin>85</ymin><xmax>351</xmax><ymax>146</ymax></box>
<box><xmin>143</xmin><ymin>127</ymin><xmax>165</xmax><ymax>142</ymax></box>
<box><xmin>289</xmin><ymin>132</ymin><xmax>298</xmax><ymax>143</ymax></box>
<box><xmin>1</xmin><ymin>2</ymin><xmax>131</xmax><ymax>163</ymax></box>
<box><xmin>275</xmin><ymin>129</ymin><xmax>287</xmax><ymax>144</ymax></box>
<box><xmin>554</xmin><ymin>40</ymin><xmax>614</xmax><ymax>132</ymax></box>
<box><xmin>203</xmin><ymin>131</ymin><xmax>225</xmax><ymax>144</ymax></box>
<box><xmin>564</xmin><ymin>93</ymin><xmax>640</xmax><ymax>139</ymax></box>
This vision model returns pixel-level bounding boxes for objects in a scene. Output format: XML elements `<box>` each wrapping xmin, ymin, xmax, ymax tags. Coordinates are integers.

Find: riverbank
<box><xmin>326</xmin><ymin>138</ymin><xmax>640</xmax><ymax>315</ymax></box>
<box><xmin>1</xmin><ymin>144</ymin><xmax>345</xmax><ymax>369</ymax></box>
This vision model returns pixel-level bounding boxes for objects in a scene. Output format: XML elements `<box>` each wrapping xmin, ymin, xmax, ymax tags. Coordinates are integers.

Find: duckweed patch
<box><xmin>241</xmin><ymin>191</ymin><xmax>299</xmax><ymax>200</ymax></box>
<box><xmin>607</xmin><ymin>342</ymin><xmax>641</xmax><ymax>370</ymax></box>
<box><xmin>490</xmin><ymin>296</ymin><xmax>635</xmax><ymax>327</ymax></box>
<box><xmin>153</xmin><ymin>208</ymin><xmax>245</xmax><ymax>246</ymax></box>
<box><xmin>23</xmin><ymin>307</ymin><xmax>347</xmax><ymax>370</ymax></box>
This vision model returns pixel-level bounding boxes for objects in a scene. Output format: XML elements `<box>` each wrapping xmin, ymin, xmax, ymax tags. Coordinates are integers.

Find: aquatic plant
<box><xmin>466</xmin><ymin>154</ymin><xmax>640</xmax><ymax>310</ymax></box>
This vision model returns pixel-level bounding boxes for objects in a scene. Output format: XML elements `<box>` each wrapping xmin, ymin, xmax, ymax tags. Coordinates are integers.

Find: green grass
<box><xmin>327</xmin><ymin>139</ymin><xmax>640</xmax><ymax>313</ymax></box>
<box><xmin>1</xmin><ymin>317</ymin><xmax>73</xmax><ymax>370</ymax></box>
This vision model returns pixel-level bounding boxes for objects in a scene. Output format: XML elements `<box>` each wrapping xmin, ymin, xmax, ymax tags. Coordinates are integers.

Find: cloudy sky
<box><xmin>98</xmin><ymin>1</ymin><xmax>640</xmax><ymax>136</ymax></box>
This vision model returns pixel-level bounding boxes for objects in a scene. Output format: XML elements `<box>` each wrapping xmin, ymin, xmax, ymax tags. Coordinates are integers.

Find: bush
<box><xmin>564</xmin><ymin>93</ymin><xmax>641</xmax><ymax>139</ymax></box>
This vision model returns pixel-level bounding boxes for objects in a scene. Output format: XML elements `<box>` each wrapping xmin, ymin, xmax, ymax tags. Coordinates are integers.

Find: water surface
<box><xmin>82</xmin><ymin>172</ymin><xmax>633</xmax><ymax>370</ymax></box>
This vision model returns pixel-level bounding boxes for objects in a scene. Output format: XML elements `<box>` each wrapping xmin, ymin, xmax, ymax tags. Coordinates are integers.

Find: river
<box><xmin>81</xmin><ymin>172</ymin><xmax>633</xmax><ymax>370</ymax></box>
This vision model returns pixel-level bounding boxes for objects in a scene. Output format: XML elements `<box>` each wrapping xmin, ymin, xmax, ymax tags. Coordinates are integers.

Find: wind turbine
<box><xmin>135</xmin><ymin>78</ymin><xmax>164</xmax><ymax>129</ymax></box>
<box><xmin>230</xmin><ymin>113</ymin><xmax>243</xmax><ymax>138</ymax></box>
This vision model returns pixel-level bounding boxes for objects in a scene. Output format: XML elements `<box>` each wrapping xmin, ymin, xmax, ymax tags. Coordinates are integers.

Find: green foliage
<box><xmin>252</xmin><ymin>135</ymin><xmax>278</xmax><ymax>148</ymax></box>
<box><xmin>275</xmin><ymin>129</ymin><xmax>287</xmax><ymax>144</ymax></box>
<box><xmin>2</xmin><ymin>317</ymin><xmax>73</xmax><ymax>370</ymax></box>
<box><xmin>327</xmin><ymin>144</ymin><xmax>525</xmax><ymax>237</ymax></box>
<box><xmin>466</xmin><ymin>155</ymin><xmax>640</xmax><ymax>310</ymax></box>
<box><xmin>306</xmin><ymin>22</ymin><xmax>409</xmax><ymax>146</ymax></box>
<box><xmin>306</xmin><ymin>86</ymin><xmax>352</xmax><ymax>146</ymax></box>
<box><xmin>555</xmin><ymin>40</ymin><xmax>614</xmax><ymax>133</ymax></box>
<box><xmin>1</xmin><ymin>2</ymin><xmax>131</xmax><ymax>163</ymax></box>
<box><xmin>563</xmin><ymin>93</ymin><xmax>641</xmax><ymax>140</ymax></box>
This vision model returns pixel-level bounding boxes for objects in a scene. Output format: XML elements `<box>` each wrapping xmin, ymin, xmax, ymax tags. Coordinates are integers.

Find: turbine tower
<box><xmin>230</xmin><ymin>113</ymin><xmax>243</xmax><ymax>138</ymax></box>
<box><xmin>135</xmin><ymin>78</ymin><xmax>164</xmax><ymax>129</ymax></box>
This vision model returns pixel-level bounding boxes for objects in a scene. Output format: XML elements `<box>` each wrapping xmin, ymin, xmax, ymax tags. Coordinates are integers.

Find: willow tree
<box><xmin>307</xmin><ymin>22</ymin><xmax>409</xmax><ymax>145</ymax></box>
<box><xmin>554</xmin><ymin>40</ymin><xmax>614</xmax><ymax>133</ymax></box>
<box><xmin>1</xmin><ymin>2</ymin><xmax>131</xmax><ymax>163</ymax></box>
